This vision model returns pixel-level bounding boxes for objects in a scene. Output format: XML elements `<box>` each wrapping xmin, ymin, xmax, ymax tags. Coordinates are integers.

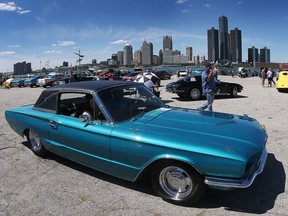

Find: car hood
<box><xmin>129</xmin><ymin>107</ymin><xmax>267</xmax><ymax>159</ymax></box>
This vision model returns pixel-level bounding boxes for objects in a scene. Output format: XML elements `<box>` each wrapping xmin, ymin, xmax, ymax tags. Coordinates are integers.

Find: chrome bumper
<box><xmin>204</xmin><ymin>149</ymin><xmax>267</xmax><ymax>188</ymax></box>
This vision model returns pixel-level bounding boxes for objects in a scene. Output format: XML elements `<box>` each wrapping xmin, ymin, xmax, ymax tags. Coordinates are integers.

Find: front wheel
<box><xmin>151</xmin><ymin>161</ymin><xmax>206</xmax><ymax>206</ymax></box>
<box><xmin>230</xmin><ymin>87</ymin><xmax>238</xmax><ymax>97</ymax></box>
<box><xmin>190</xmin><ymin>88</ymin><xmax>201</xmax><ymax>100</ymax></box>
<box><xmin>27</xmin><ymin>130</ymin><xmax>47</xmax><ymax>157</ymax></box>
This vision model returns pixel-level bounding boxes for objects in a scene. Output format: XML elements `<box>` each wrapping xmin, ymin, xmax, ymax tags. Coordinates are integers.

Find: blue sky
<box><xmin>1</xmin><ymin>0</ymin><xmax>288</xmax><ymax>72</ymax></box>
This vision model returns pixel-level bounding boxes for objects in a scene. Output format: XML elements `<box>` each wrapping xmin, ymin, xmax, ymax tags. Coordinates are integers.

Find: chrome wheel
<box><xmin>159</xmin><ymin>166</ymin><xmax>193</xmax><ymax>200</ymax></box>
<box><xmin>190</xmin><ymin>88</ymin><xmax>201</xmax><ymax>100</ymax></box>
<box><xmin>29</xmin><ymin>130</ymin><xmax>41</xmax><ymax>151</ymax></box>
<box><xmin>27</xmin><ymin>130</ymin><xmax>47</xmax><ymax>157</ymax></box>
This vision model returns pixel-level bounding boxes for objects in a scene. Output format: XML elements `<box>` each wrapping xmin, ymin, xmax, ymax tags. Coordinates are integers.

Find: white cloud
<box><xmin>43</xmin><ymin>50</ymin><xmax>63</xmax><ymax>54</ymax></box>
<box><xmin>18</xmin><ymin>10</ymin><xmax>31</xmax><ymax>14</ymax></box>
<box><xmin>204</xmin><ymin>4</ymin><xmax>211</xmax><ymax>8</ymax></box>
<box><xmin>176</xmin><ymin>0</ymin><xmax>187</xmax><ymax>4</ymax></box>
<box><xmin>57</xmin><ymin>40</ymin><xmax>75</xmax><ymax>46</ymax></box>
<box><xmin>182</xmin><ymin>9</ymin><xmax>189</xmax><ymax>13</ymax></box>
<box><xmin>0</xmin><ymin>2</ymin><xmax>31</xmax><ymax>14</ymax></box>
<box><xmin>0</xmin><ymin>51</ymin><xmax>16</xmax><ymax>56</ymax></box>
<box><xmin>110</xmin><ymin>40</ymin><xmax>129</xmax><ymax>45</ymax></box>
<box><xmin>0</xmin><ymin>2</ymin><xmax>17</xmax><ymax>11</ymax></box>
<box><xmin>8</xmin><ymin>44</ymin><xmax>20</xmax><ymax>48</ymax></box>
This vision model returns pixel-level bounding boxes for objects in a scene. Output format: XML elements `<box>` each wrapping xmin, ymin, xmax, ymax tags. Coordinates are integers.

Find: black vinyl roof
<box><xmin>49</xmin><ymin>80</ymin><xmax>142</xmax><ymax>92</ymax></box>
<box><xmin>34</xmin><ymin>80</ymin><xmax>143</xmax><ymax>111</ymax></box>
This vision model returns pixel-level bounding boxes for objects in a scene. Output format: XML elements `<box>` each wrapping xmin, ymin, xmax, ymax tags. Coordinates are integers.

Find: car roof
<box><xmin>49</xmin><ymin>80</ymin><xmax>142</xmax><ymax>92</ymax></box>
<box><xmin>34</xmin><ymin>80</ymin><xmax>143</xmax><ymax>111</ymax></box>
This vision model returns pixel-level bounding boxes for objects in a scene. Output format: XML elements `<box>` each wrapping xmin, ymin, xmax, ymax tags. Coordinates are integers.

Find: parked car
<box><xmin>24</xmin><ymin>76</ymin><xmax>43</xmax><ymax>87</ymax></box>
<box><xmin>166</xmin><ymin>75</ymin><xmax>243</xmax><ymax>100</ymax></box>
<box><xmin>154</xmin><ymin>70</ymin><xmax>172</xmax><ymax>80</ymax></box>
<box><xmin>59</xmin><ymin>74</ymin><xmax>96</xmax><ymax>84</ymax></box>
<box><xmin>276</xmin><ymin>70</ymin><xmax>288</xmax><ymax>92</ymax></box>
<box><xmin>238</xmin><ymin>68</ymin><xmax>257</xmax><ymax>78</ymax></box>
<box><xmin>5</xmin><ymin>80</ymin><xmax>267</xmax><ymax>206</ymax></box>
<box><xmin>9</xmin><ymin>78</ymin><xmax>26</xmax><ymax>87</ymax></box>
<box><xmin>177</xmin><ymin>69</ymin><xmax>188</xmax><ymax>78</ymax></box>
<box><xmin>37</xmin><ymin>73</ymin><xmax>64</xmax><ymax>88</ymax></box>
<box><xmin>121</xmin><ymin>71</ymin><xmax>141</xmax><ymax>81</ymax></box>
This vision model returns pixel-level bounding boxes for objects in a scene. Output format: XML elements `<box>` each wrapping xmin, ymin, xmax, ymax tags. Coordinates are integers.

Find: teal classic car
<box><xmin>5</xmin><ymin>80</ymin><xmax>268</xmax><ymax>206</ymax></box>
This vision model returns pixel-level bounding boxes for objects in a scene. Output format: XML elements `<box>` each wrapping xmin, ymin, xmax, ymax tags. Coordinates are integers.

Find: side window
<box><xmin>59</xmin><ymin>93</ymin><xmax>90</xmax><ymax>117</ymax></box>
<box><xmin>58</xmin><ymin>93</ymin><xmax>106</xmax><ymax>122</ymax></box>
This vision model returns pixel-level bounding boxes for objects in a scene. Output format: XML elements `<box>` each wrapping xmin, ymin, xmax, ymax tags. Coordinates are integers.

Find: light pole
<box><xmin>74</xmin><ymin>49</ymin><xmax>84</xmax><ymax>73</ymax></box>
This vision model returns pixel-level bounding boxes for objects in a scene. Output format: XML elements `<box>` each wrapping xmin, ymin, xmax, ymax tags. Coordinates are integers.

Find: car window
<box><xmin>34</xmin><ymin>90</ymin><xmax>57</xmax><ymax>112</ymax></box>
<box><xmin>58</xmin><ymin>93</ymin><xmax>105</xmax><ymax>121</ymax></box>
<box><xmin>98</xmin><ymin>84</ymin><xmax>165</xmax><ymax>123</ymax></box>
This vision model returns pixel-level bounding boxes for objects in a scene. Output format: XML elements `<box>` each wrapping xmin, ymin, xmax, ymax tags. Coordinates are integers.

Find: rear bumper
<box><xmin>204</xmin><ymin>148</ymin><xmax>267</xmax><ymax>188</ymax></box>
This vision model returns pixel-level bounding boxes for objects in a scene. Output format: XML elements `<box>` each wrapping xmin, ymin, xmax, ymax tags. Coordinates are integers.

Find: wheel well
<box><xmin>136</xmin><ymin>158</ymin><xmax>204</xmax><ymax>182</ymax></box>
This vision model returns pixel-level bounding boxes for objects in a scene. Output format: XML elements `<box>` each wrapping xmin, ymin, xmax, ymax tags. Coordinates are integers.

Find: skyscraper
<box><xmin>218</xmin><ymin>16</ymin><xmax>229</xmax><ymax>60</ymax></box>
<box><xmin>123</xmin><ymin>44</ymin><xmax>133</xmax><ymax>66</ymax></box>
<box><xmin>248</xmin><ymin>46</ymin><xmax>258</xmax><ymax>65</ymax></box>
<box><xmin>163</xmin><ymin>35</ymin><xmax>172</xmax><ymax>50</ymax></box>
<box><xmin>260</xmin><ymin>47</ymin><xmax>270</xmax><ymax>63</ymax></box>
<box><xmin>230</xmin><ymin>28</ymin><xmax>242</xmax><ymax>63</ymax></box>
<box><xmin>141</xmin><ymin>40</ymin><xmax>153</xmax><ymax>66</ymax></box>
<box><xmin>207</xmin><ymin>27</ymin><xmax>219</xmax><ymax>62</ymax></box>
<box><xmin>186</xmin><ymin>46</ymin><xmax>193</xmax><ymax>61</ymax></box>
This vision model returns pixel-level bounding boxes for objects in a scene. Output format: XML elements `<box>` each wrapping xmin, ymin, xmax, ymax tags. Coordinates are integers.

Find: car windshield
<box><xmin>98</xmin><ymin>84</ymin><xmax>165</xmax><ymax>123</ymax></box>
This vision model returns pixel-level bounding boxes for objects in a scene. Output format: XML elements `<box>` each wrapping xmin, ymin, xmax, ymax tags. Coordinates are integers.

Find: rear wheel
<box><xmin>27</xmin><ymin>130</ymin><xmax>47</xmax><ymax>157</ymax></box>
<box><xmin>230</xmin><ymin>87</ymin><xmax>238</xmax><ymax>97</ymax></box>
<box><xmin>151</xmin><ymin>161</ymin><xmax>206</xmax><ymax>206</ymax></box>
<box><xmin>190</xmin><ymin>88</ymin><xmax>201</xmax><ymax>100</ymax></box>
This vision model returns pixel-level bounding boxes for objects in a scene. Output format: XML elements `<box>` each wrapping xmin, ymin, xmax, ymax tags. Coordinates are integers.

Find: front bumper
<box><xmin>204</xmin><ymin>148</ymin><xmax>267</xmax><ymax>188</ymax></box>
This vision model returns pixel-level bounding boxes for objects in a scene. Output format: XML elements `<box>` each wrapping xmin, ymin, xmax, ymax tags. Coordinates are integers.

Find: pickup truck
<box><xmin>37</xmin><ymin>73</ymin><xmax>63</xmax><ymax>88</ymax></box>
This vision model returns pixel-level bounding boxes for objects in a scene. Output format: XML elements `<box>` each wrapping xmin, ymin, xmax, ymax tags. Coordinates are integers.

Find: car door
<box><xmin>48</xmin><ymin>92</ymin><xmax>114</xmax><ymax>173</ymax></box>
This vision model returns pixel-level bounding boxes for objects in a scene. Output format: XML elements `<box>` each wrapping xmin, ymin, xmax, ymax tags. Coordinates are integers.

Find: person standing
<box><xmin>266</xmin><ymin>68</ymin><xmax>273</xmax><ymax>87</ymax></box>
<box><xmin>198</xmin><ymin>63</ymin><xmax>218</xmax><ymax>111</ymax></box>
<box><xmin>260</xmin><ymin>68</ymin><xmax>266</xmax><ymax>87</ymax></box>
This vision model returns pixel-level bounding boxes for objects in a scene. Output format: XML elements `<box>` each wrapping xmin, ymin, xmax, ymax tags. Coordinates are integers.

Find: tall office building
<box><xmin>123</xmin><ymin>44</ymin><xmax>133</xmax><ymax>66</ymax></box>
<box><xmin>260</xmin><ymin>47</ymin><xmax>270</xmax><ymax>63</ymax></box>
<box><xmin>230</xmin><ymin>28</ymin><xmax>242</xmax><ymax>63</ymax></box>
<box><xmin>141</xmin><ymin>40</ymin><xmax>153</xmax><ymax>66</ymax></box>
<box><xmin>158</xmin><ymin>49</ymin><xmax>163</xmax><ymax>65</ymax></box>
<box><xmin>163</xmin><ymin>35</ymin><xmax>172</xmax><ymax>50</ymax></box>
<box><xmin>219</xmin><ymin>16</ymin><xmax>229</xmax><ymax>60</ymax></box>
<box><xmin>248</xmin><ymin>46</ymin><xmax>259</xmax><ymax>65</ymax></box>
<box><xmin>134</xmin><ymin>50</ymin><xmax>142</xmax><ymax>65</ymax></box>
<box><xmin>14</xmin><ymin>61</ymin><xmax>32</xmax><ymax>75</ymax></box>
<box><xmin>207</xmin><ymin>27</ymin><xmax>219</xmax><ymax>62</ymax></box>
<box><xmin>186</xmin><ymin>46</ymin><xmax>193</xmax><ymax>61</ymax></box>
<box><xmin>117</xmin><ymin>51</ymin><xmax>124</xmax><ymax>65</ymax></box>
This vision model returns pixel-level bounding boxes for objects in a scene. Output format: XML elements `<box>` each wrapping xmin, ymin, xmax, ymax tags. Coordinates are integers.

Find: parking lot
<box><xmin>0</xmin><ymin>75</ymin><xmax>287</xmax><ymax>216</ymax></box>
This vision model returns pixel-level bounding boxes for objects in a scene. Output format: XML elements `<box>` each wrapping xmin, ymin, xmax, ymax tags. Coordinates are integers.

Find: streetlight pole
<box><xmin>74</xmin><ymin>49</ymin><xmax>84</xmax><ymax>74</ymax></box>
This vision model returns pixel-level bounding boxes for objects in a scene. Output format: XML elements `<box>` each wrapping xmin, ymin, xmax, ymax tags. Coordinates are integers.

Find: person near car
<box><xmin>198</xmin><ymin>63</ymin><xmax>218</xmax><ymax>111</ymax></box>
<box><xmin>266</xmin><ymin>68</ymin><xmax>273</xmax><ymax>87</ymax></box>
<box><xmin>260</xmin><ymin>68</ymin><xmax>266</xmax><ymax>87</ymax></box>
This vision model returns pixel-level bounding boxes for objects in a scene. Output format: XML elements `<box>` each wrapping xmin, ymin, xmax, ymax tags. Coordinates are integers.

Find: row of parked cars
<box><xmin>4</xmin><ymin>72</ymin><xmax>98</xmax><ymax>88</ymax></box>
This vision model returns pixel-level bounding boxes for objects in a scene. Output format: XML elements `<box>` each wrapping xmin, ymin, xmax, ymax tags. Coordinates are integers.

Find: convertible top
<box><xmin>49</xmin><ymin>80</ymin><xmax>142</xmax><ymax>92</ymax></box>
<box><xmin>34</xmin><ymin>80</ymin><xmax>143</xmax><ymax>111</ymax></box>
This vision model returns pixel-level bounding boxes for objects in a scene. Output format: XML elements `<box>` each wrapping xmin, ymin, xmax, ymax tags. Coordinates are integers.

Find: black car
<box><xmin>166</xmin><ymin>75</ymin><xmax>243</xmax><ymax>100</ymax></box>
<box><xmin>154</xmin><ymin>70</ymin><xmax>172</xmax><ymax>80</ymax></box>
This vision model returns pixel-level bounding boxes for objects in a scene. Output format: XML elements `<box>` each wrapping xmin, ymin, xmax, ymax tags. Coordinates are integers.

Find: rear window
<box><xmin>34</xmin><ymin>90</ymin><xmax>57</xmax><ymax>112</ymax></box>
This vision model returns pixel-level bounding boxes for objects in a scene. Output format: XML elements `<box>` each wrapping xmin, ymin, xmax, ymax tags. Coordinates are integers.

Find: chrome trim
<box><xmin>204</xmin><ymin>148</ymin><xmax>267</xmax><ymax>188</ymax></box>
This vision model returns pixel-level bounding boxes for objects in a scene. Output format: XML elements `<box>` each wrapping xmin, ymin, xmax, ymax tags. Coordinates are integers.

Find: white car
<box><xmin>177</xmin><ymin>70</ymin><xmax>188</xmax><ymax>78</ymax></box>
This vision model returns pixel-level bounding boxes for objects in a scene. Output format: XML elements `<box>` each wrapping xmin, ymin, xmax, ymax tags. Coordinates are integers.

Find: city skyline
<box><xmin>1</xmin><ymin>0</ymin><xmax>288</xmax><ymax>71</ymax></box>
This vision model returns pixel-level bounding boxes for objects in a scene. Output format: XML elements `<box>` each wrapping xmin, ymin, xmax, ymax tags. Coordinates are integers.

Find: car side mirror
<box><xmin>79</xmin><ymin>114</ymin><xmax>94</xmax><ymax>127</ymax></box>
